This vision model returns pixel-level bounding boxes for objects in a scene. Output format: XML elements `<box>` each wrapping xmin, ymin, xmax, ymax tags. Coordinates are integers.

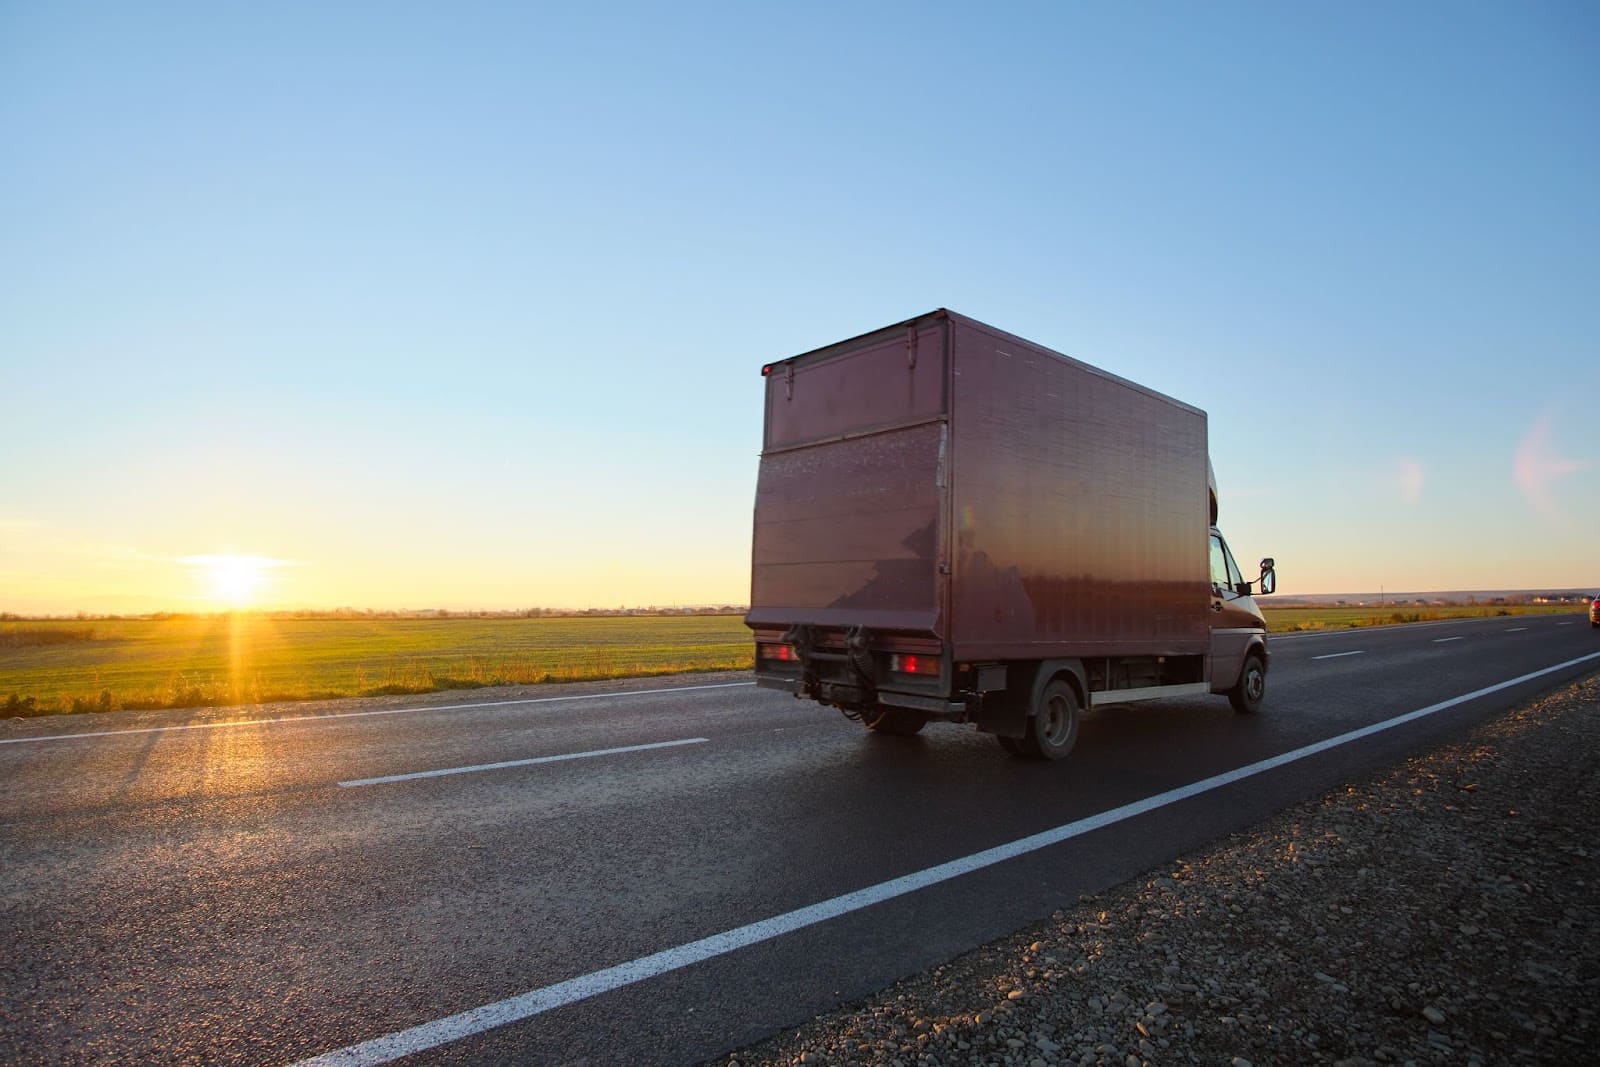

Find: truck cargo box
<box><xmin>748</xmin><ymin>309</ymin><xmax>1211</xmax><ymax>661</ymax></box>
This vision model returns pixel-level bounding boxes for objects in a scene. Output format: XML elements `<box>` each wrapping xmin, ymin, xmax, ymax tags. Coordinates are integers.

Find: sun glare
<box><xmin>186</xmin><ymin>554</ymin><xmax>279</xmax><ymax>606</ymax></box>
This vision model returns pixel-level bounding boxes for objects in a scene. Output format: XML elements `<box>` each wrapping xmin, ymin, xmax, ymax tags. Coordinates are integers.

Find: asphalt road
<box><xmin>3</xmin><ymin>614</ymin><xmax>1597</xmax><ymax>1065</ymax></box>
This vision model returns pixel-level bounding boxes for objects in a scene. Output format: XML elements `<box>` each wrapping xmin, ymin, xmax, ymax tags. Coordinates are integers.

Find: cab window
<box><xmin>1209</xmin><ymin>534</ymin><xmax>1230</xmax><ymax>594</ymax></box>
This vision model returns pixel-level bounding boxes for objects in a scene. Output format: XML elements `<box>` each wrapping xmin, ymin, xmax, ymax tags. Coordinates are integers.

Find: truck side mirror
<box><xmin>1258</xmin><ymin>559</ymin><xmax>1276</xmax><ymax>596</ymax></box>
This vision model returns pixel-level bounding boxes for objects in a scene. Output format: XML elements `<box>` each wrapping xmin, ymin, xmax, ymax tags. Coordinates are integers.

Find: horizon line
<box><xmin>3</xmin><ymin>586</ymin><xmax>1596</xmax><ymax>622</ymax></box>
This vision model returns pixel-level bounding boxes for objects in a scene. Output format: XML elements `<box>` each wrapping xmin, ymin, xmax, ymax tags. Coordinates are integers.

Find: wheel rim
<box><xmin>1245</xmin><ymin>664</ymin><xmax>1264</xmax><ymax>703</ymax></box>
<box><xmin>1041</xmin><ymin>692</ymin><xmax>1074</xmax><ymax>747</ymax></box>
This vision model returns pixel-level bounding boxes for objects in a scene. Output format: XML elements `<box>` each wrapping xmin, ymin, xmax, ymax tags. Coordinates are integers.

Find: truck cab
<box><xmin>1207</xmin><ymin>527</ymin><xmax>1272</xmax><ymax>714</ymax></box>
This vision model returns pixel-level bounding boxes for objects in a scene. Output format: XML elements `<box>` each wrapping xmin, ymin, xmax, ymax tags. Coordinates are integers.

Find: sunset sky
<box><xmin>3</xmin><ymin>3</ymin><xmax>1596</xmax><ymax>614</ymax></box>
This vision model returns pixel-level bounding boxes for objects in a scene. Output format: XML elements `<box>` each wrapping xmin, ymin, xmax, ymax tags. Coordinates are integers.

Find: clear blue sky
<box><xmin>3</xmin><ymin>2</ymin><xmax>1596</xmax><ymax>612</ymax></box>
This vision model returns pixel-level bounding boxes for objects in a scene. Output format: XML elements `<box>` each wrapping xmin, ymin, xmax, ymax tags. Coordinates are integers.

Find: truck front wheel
<box><xmin>1018</xmin><ymin>679</ymin><xmax>1080</xmax><ymax>760</ymax></box>
<box><xmin>1229</xmin><ymin>654</ymin><xmax>1266</xmax><ymax>715</ymax></box>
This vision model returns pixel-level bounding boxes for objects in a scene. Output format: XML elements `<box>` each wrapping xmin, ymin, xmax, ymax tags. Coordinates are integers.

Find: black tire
<box><xmin>995</xmin><ymin>734</ymin><xmax>1023</xmax><ymax>755</ymax></box>
<box><xmin>1018</xmin><ymin>678</ymin><xmax>1080</xmax><ymax>760</ymax></box>
<box><xmin>865</xmin><ymin>707</ymin><xmax>928</xmax><ymax>735</ymax></box>
<box><xmin>1230</xmin><ymin>653</ymin><xmax>1266</xmax><ymax>714</ymax></box>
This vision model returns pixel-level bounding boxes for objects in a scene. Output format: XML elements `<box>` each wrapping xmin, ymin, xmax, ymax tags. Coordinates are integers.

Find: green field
<box><xmin>0</xmin><ymin>603</ymin><xmax>1583</xmax><ymax>717</ymax></box>
<box><xmin>0</xmin><ymin>614</ymin><xmax>754</xmax><ymax>716</ymax></box>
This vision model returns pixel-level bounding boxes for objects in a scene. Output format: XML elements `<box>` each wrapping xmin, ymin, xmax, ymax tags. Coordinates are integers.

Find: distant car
<box><xmin>1591</xmin><ymin>595</ymin><xmax>1600</xmax><ymax>628</ymax></box>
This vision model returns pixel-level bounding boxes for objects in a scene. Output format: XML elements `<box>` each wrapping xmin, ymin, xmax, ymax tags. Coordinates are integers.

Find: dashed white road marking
<box><xmin>0</xmin><ymin>682</ymin><xmax>756</xmax><ymax>747</ymax></box>
<box><xmin>337</xmin><ymin>738</ymin><xmax>710</xmax><ymax>787</ymax></box>
<box><xmin>1311</xmin><ymin>651</ymin><xmax>1366</xmax><ymax>661</ymax></box>
<box><xmin>1505</xmin><ymin>627</ymin><xmax>1528</xmax><ymax>633</ymax></box>
<box><xmin>289</xmin><ymin>649</ymin><xmax>1600</xmax><ymax>1067</ymax></box>
<box><xmin>1433</xmin><ymin>637</ymin><xmax>1464</xmax><ymax>643</ymax></box>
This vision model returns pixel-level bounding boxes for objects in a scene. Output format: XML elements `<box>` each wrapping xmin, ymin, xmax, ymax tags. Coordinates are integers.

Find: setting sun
<box><xmin>184</xmin><ymin>554</ymin><xmax>281</xmax><ymax>606</ymax></box>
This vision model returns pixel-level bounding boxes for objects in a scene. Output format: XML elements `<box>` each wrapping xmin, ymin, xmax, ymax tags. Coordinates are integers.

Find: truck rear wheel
<box><xmin>865</xmin><ymin>707</ymin><xmax>928</xmax><ymax>735</ymax></box>
<box><xmin>1230</xmin><ymin>653</ymin><xmax>1266</xmax><ymax>714</ymax></box>
<box><xmin>1018</xmin><ymin>679</ymin><xmax>1080</xmax><ymax>760</ymax></box>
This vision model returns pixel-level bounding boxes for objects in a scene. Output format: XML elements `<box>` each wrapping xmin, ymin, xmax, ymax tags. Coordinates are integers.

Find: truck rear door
<box><xmin>747</xmin><ymin>317</ymin><xmax>948</xmax><ymax>636</ymax></box>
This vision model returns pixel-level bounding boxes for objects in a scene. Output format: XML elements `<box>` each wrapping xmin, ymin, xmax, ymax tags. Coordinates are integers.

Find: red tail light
<box><xmin>758</xmin><ymin>643</ymin><xmax>795</xmax><ymax>662</ymax></box>
<box><xmin>889</xmin><ymin>653</ymin><xmax>939</xmax><ymax>676</ymax></box>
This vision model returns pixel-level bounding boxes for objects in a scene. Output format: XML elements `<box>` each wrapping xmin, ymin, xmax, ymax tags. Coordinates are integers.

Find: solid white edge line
<box><xmin>1310</xmin><ymin>651</ymin><xmax>1366</xmax><ymax>661</ymax></box>
<box><xmin>0</xmin><ymin>682</ymin><xmax>756</xmax><ymax>747</ymax></box>
<box><xmin>288</xmin><ymin>649</ymin><xmax>1600</xmax><ymax>1067</ymax></box>
<box><xmin>337</xmin><ymin>738</ymin><xmax>709</xmax><ymax>787</ymax></box>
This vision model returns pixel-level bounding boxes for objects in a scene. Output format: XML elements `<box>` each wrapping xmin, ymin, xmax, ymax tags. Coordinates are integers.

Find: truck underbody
<box><xmin>751</xmin><ymin>622</ymin><xmax>1227</xmax><ymax>729</ymax></box>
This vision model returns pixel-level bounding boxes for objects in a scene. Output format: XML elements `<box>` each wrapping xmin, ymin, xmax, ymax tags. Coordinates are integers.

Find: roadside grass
<box><xmin>0</xmin><ymin>615</ymin><xmax>753</xmax><ymax>718</ymax></box>
<box><xmin>1261</xmin><ymin>603</ymin><xmax>1573</xmax><ymax>633</ymax></box>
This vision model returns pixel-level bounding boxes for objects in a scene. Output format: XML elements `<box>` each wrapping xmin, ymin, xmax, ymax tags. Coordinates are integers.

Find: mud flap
<box><xmin>974</xmin><ymin>686</ymin><xmax>1028</xmax><ymax>738</ymax></box>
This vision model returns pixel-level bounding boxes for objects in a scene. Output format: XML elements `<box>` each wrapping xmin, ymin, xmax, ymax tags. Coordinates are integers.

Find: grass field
<box><xmin>0</xmin><ymin>615</ymin><xmax>753</xmax><ymax>716</ymax></box>
<box><xmin>0</xmin><ymin>604</ymin><xmax>1583</xmax><ymax>717</ymax></box>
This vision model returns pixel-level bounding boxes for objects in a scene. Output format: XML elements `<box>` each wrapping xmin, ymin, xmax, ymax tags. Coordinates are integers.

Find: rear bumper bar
<box><xmin>877</xmin><ymin>690</ymin><xmax>969</xmax><ymax>718</ymax></box>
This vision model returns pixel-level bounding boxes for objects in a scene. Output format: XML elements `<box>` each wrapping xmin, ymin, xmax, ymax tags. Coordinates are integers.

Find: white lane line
<box><xmin>0</xmin><ymin>682</ymin><xmax>755</xmax><ymax>747</ymax></box>
<box><xmin>1505</xmin><ymin>627</ymin><xmax>1528</xmax><ymax>633</ymax></box>
<box><xmin>290</xmin><ymin>649</ymin><xmax>1600</xmax><ymax>1067</ymax></box>
<box><xmin>1310</xmin><ymin>650</ymin><xmax>1366</xmax><ymax>661</ymax></box>
<box><xmin>1433</xmin><ymin>637</ymin><xmax>1464</xmax><ymax>643</ymax></box>
<box><xmin>338</xmin><ymin>738</ymin><xmax>708</xmax><ymax>788</ymax></box>
<box><xmin>1558</xmin><ymin>622</ymin><xmax>1575</xmax><ymax>627</ymax></box>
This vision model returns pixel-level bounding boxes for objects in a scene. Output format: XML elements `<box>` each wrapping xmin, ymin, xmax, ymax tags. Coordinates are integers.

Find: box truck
<box><xmin>745</xmin><ymin>309</ymin><xmax>1276</xmax><ymax>759</ymax></box>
